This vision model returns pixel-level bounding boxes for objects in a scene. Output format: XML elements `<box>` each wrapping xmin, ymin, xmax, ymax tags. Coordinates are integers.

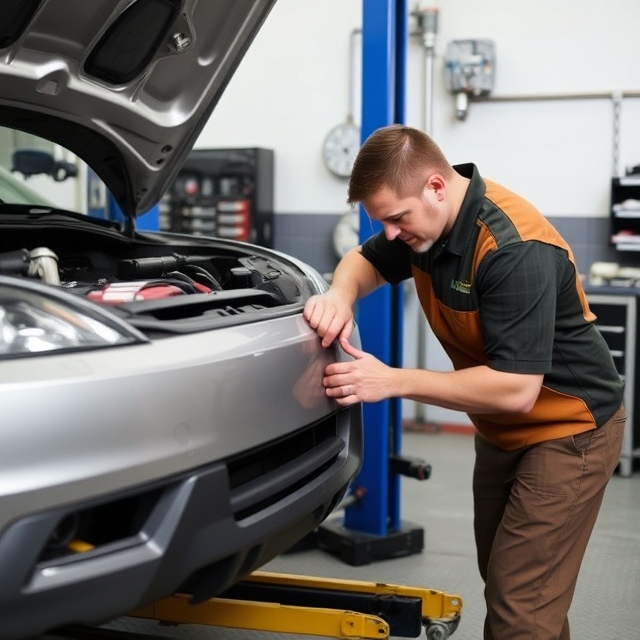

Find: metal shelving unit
<box><xmin>588</xmin><ymin>293</ymin><xmax>640</xmax><ymax>476</ymax></box>
<box><xmin>610</xmin><ymin>176</ymin><xmax>640</xmax><ymax>251</ymax></box>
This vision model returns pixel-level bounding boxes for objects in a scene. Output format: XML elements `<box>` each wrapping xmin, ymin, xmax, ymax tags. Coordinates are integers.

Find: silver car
<box><xmin>0</xmin><ymin>1</ymin><xmax>362</xmax><ymax>638</ymax></box>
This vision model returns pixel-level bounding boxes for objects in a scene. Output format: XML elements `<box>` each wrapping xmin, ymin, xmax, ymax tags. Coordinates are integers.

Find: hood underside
<box><xmin>0</xmin><ymin>0</ymin><xmax>277</xmax><ymax>219</ymax></box>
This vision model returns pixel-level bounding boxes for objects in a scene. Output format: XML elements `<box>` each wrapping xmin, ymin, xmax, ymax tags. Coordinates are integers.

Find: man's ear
<box><xmin>425</xmin><ymin>174</ymin><xmax>446</xmax><ymax>200</ymax></box>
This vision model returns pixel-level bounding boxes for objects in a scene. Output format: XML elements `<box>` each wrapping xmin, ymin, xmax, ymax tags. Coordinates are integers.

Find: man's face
<box><xmin>361</xmin><ymin>183</ymin><xmax>449</xmax><ymax>253</ymax></box>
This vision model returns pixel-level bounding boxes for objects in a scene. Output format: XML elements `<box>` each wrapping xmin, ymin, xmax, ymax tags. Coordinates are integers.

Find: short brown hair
<box><xmin>347</xmin><ymin>125</ymin><xmax>453</xmax><ymax>206</ymax></box>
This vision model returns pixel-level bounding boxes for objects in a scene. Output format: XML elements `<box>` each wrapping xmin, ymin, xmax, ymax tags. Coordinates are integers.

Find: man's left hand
<box><xmin>323</xmin><ymin>339</ymin><xmax>393</xmax><ymax>406</ymax></box>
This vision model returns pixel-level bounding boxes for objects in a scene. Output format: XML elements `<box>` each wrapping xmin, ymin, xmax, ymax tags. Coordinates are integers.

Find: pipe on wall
<box><xmin>411</xmin><ymin>7</ymin><xmax>439</xmax><ymax>426</ymax></box>
<box><xmin>471</xmin><ymin>89</ymin><xmax>640</xmax><ymax>179</ymax></box>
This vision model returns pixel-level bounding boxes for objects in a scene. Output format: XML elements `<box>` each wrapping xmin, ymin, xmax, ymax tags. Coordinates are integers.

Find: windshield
<box><xmin>0</xmin><ymin>127</ymin><xmax>82</xmax><ymax>210</ymax></box>
<box><xmin>0</xmin><ymin>165</ymin><xmax>56</xmax><ymax>207</ymax></box>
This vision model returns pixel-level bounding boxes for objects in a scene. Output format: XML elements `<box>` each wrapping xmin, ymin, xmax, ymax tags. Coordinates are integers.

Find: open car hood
<box><xmin>0</xmin><ymin>0</ymin><xmax>277</xmax><ymax>220</ymax></box>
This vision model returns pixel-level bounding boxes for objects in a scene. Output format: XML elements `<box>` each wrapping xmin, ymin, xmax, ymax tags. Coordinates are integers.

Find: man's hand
<box><xmin>304</xmin><ymin>247</ymin><xmax>384</xmax><ymax>348</ymax></box>
<box><xmin>303</xmin><ymin>291</ymin><xmax>355</xmax><ymax>348</ymax></box>
<box><xmin>322</xmin><ymin>339</ymin><xmax>393</xmax><ymax>406</ymax></box>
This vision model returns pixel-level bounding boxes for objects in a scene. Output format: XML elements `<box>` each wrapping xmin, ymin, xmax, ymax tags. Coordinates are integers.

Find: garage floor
<box><xmin>103</xmin><ymin>430</ymin><xmax>640</xmax><ymax>640</ymax></box>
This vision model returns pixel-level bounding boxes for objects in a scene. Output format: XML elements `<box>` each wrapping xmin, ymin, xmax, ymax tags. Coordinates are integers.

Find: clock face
<box><xmin>322</xmin><ymin>122</ymin><xmax>360</xmax><ymax>178</ymax></box>
<box><xmin>333</xmin><ymin>210</ymin><xmax>360</xmax><ymax>258</ymax></box>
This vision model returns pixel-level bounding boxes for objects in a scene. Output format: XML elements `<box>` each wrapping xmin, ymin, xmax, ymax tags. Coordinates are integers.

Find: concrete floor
<box><xmin>106</xmin><ymin>430</ymin><xmax>640</xmax><ymax>640</ymax></box>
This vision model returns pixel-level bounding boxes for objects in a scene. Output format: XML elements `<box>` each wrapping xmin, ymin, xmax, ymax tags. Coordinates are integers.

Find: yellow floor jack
<box><xmin>59</xmin><ymin>571</ymin><xmax>462</xmax><ymax>640</ymax></box>
<box><xmin>118</xmin><ymin>570</ymin><xmax>463</xmax><ymax>640</ymax></box>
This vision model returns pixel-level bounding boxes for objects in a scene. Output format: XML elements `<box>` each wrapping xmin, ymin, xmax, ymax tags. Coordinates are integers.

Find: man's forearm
<box><xmin>393</xmin><ymin>366</ymin><xmax>543</xmax><ymax>415</ymax></box>
<box><xmin>331</xmin><ymin>247</ymin><xmax>384</xmax><ymax>303</ymax></box>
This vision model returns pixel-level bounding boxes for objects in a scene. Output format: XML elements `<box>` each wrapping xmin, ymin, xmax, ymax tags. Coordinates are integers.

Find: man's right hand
<box><xmin>303</xmin><ymin>290</ymin><xmax>355</xmax><ymax>348</ymax></box>
<box><xmin>304</xmin><ymin>246</ymin><xmax>383</xmax><ymax>347</ymax></box>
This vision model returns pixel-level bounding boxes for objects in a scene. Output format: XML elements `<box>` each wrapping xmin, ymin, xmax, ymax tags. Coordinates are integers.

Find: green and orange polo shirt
<box><xmin>361</xmin><ymin>163</ymin><xmax>624</xmax><ymax>450</ymax></box>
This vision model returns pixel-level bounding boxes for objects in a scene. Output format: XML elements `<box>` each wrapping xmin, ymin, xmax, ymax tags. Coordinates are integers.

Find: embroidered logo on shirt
<box><xmin>450</xmin><ymin>279</ymin><xmax>471</xmax><ymax>294</ymax></box>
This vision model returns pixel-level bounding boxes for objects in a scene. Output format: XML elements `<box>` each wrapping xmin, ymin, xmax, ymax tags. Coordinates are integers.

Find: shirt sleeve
<box><xmin>475</xmin><ymin>240</ymin><xmax>558</xmax><ymax>374</ymax></box>
<box><xmin>360</xmin><ymin>232</ymin><xmax>413</xmax><ymax>285</ymax></box>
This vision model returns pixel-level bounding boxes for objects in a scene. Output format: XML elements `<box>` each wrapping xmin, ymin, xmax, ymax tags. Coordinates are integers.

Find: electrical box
<box><xmin>445</xmin><ymin>39</ymin><xmax>495</xmax><ymax>96</ymax></box>
<box><xmin>444</xmin><ymin>39</ymin><xmax>495</xmax><ymax>120</ymax></box>
<box><xmin>160</xmin><ymin>147</ymin><xmax>274</xmax><ymax>247</ymax></box>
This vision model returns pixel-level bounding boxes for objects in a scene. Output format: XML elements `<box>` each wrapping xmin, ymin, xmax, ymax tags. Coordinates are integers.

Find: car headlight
<box><xmin>0</xmin><ymin>276</ymin><xmax>147</xmax><ymax>357</ymax></box>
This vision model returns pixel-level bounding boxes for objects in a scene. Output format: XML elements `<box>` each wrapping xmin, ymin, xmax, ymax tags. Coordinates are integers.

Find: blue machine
<box><xmin>317</xmin><ymin>0</ymin><xmax>429</xmax><ymax>566</ymax></box>
<box><xmin>87</xmin><ymin>167</ymin><xmax>159</xmax><ymax>230</ymax></box>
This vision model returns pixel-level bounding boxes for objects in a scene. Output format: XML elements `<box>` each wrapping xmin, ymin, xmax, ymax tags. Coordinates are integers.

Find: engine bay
<box><xmin>0</xmin><ymin>211</ymin><xmax>309</xmax><ymax>335</ymax></box>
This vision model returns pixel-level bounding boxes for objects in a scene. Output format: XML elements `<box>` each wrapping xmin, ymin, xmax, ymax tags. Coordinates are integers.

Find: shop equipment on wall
<box><xmin>160</xmin><ymin>147</ymin><xmax>274</xmax><ymax>247</ymax></box>
<box><xmin>444</xmin><ymin>39</ymin><xmax>495</xmax><ymax>121</ymax></box>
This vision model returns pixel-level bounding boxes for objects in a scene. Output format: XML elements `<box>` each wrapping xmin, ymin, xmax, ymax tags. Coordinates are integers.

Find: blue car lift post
<box><xmin>317</xmin><ymin>0</ymin><xmax>431</xmax><ymax>567</ymax></box>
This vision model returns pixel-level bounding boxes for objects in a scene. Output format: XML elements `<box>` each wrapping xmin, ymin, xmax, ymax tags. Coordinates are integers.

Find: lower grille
<box><xmin>227</xmin><ymin>414</ymin><xmax>343</xmax><ymax>520</ymax></box>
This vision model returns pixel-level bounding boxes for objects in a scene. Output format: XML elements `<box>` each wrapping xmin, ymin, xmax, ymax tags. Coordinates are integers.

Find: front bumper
<box><xmin>0</xmin><ymin>406</ymin><xmax>362</xmax><ymax>640</ymax></box>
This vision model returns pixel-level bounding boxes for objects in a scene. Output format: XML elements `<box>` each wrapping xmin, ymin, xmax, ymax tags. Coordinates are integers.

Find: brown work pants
<box><xmin>472</xmin><ymin>406</ymin><xmax>626</xmax><ymax>640</ymax></box>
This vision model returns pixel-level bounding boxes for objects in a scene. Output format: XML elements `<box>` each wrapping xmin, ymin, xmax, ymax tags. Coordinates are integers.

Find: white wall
<box><xmin>201</xmin><ymin>0</ymin><xmax>363</xmax><ymax>215</ymax></box>
<box><xmin>200</xmin><ymin>0</ymin><xmax>640</xmax><ymax>218</ymax></box>
<box><xmin>199</xmin><ymin>0</ymin><xmax>640</xmax><ymax>426</ymax></box>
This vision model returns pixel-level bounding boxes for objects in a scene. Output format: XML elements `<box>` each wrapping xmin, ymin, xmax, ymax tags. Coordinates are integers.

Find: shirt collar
<box><xmin>441</xmin><ymin>163</ymin><xmax>485</xmax><ymax>256</ymax></box>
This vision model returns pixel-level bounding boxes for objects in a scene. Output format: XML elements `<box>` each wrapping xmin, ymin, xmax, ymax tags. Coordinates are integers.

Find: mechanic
<box><xmin>303</xmin><ymin>124</ymin><xmax>626</xmax><ymax>640</ymax></box>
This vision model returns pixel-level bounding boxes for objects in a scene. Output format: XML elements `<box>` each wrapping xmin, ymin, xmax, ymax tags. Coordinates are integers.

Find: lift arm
<box><xmin>126</xmin><ymin>571</ymin><xmax>462</xmax><ymax>640</ymax></box>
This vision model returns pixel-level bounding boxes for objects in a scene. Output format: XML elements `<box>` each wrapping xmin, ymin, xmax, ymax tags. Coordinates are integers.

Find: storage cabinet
<box><xmin>587</xmin><ymin>293</ymin><xmax>640</xmax><ymax>476</ymax></box>
<box><xmin>159</xmin><ymin>148</ymin><xmax>274</xmax><ymax>247</ymax></box>
<box><xmin>610</xmin><ymin>176</ymin><xmax>640</xmax><ymax>251</ymax></box>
